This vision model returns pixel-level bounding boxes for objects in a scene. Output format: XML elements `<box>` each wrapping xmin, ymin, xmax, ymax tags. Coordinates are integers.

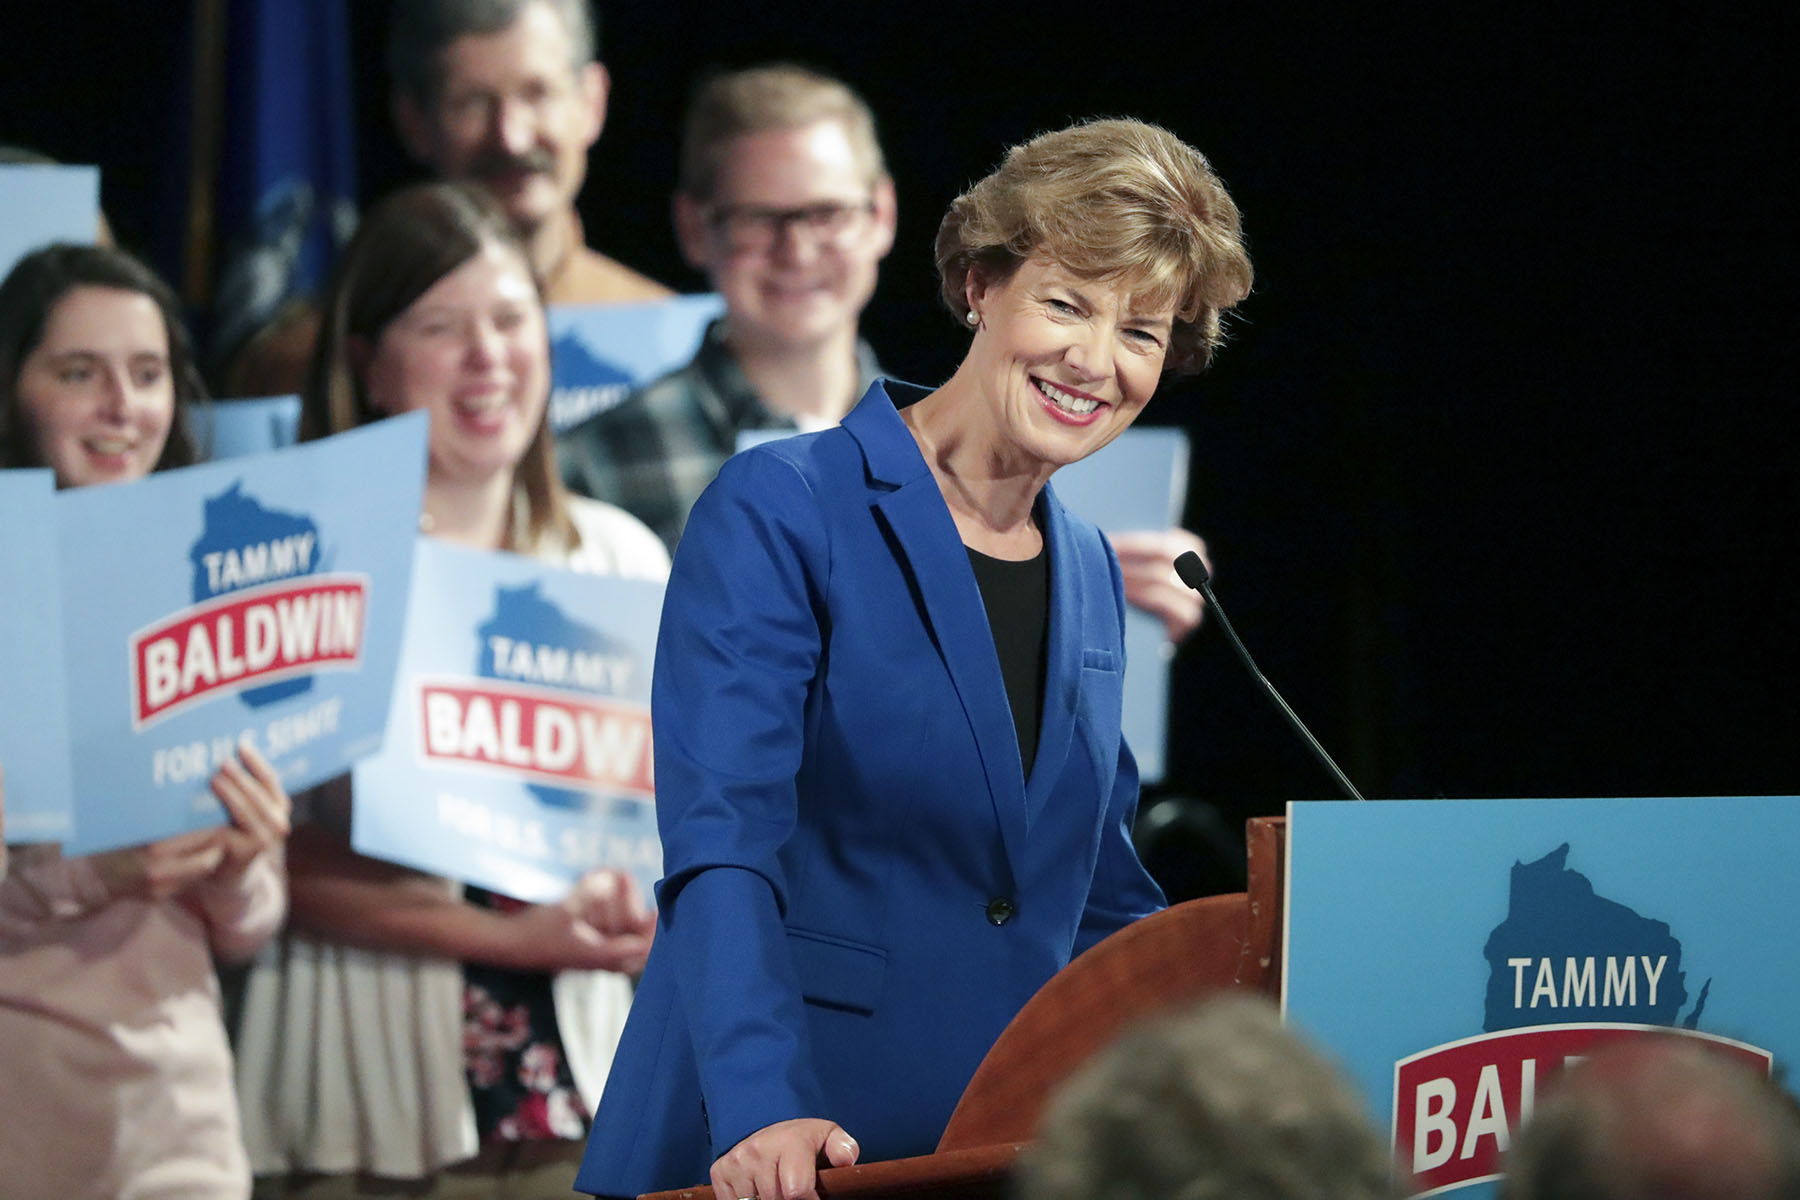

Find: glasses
<box><xmin>706</xmin><ymin>200</ymin><xmax>876</xmax><ymax>253</ymax></box>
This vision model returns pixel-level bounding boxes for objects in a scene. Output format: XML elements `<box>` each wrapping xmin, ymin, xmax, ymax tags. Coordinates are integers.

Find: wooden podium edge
<box><xmin>636</xmin><ymin>817</ymin><xmax>1287</xmax><ymax>1199</ymax></box>
<box><xmin>938</xmin><ymin>814</ymin><xmax>1286</xmax><ymax>1149</ymax></box>
<box><xmin>638</xmin><ymin>1142</ymin><xmax>1026</xmax><ymax>1200</ymax></box>
<box><xmin>1243</xmin><ymin>812</ymin><xmax>1288</xmax><ymax>996</ymax></box>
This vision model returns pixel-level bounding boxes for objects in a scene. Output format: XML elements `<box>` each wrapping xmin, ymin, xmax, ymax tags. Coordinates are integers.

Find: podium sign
<box><xmin>1283</xmin><ymin>797</ymin><xmax>1800</xmax><ymax>1198</ymax></box>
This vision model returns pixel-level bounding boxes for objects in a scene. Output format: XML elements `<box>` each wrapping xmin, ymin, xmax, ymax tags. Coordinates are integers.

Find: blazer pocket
<box><xmin>1076</xmin><ymin>657</ymin><xmax>1125</xmax><ymax>795</ymax></box>
<box><xmin>1081</xmin><ymin>647</ymin><xmax>1121</xmax><ymax>673</ymax></box>
<box><xmin>786</xmin><ymin>926</ymin><xmax>887</xmax><ymax>1014</ymax></box>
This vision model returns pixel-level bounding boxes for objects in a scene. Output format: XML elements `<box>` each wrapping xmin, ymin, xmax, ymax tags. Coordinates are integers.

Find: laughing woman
<box><xmin>0</xmin><ymin>244</ymin><xmax>291</xmax><ymax>1200</ymax></box>
<box><xmin>233</xmin><ymin>182</ymin><xmax>667</xmax><ymax>1200</ymax></box>
<box><xmin>577</xmin><ymin>118</ymin><xmax>1254</xmax><ymax>1200</ymax></box>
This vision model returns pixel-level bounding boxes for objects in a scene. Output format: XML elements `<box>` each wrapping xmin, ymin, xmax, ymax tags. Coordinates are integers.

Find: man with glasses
<box><xmin>558</xmin><ymin>64</ymin><xmax>1211</xmax><ymax>642</ymax></box>
<box><xmin>557</xmin><ymin>63</ymin><xmax>894</xmax><ymax>553</ymax></box>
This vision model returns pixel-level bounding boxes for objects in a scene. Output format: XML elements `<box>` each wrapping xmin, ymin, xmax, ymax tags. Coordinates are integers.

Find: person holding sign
<box><xmin>0</xmin><ymin>244</ymin><xmax>293</xmax><ymax>1200</ymax></box>
<box><xmin>575</xmin><ymin>118</ymin><xmax>1254</xmax><ymax>1200</ymax></box>
<box><xmin>234</xmin><ymin>182</ymin><xmax>667</xmax><ymax>1198</ymax></box>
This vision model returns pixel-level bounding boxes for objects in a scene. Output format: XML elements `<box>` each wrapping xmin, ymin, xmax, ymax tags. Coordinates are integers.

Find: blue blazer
<box><xmin>576</xmin><ymin>382</ymin><xmax>1165</xmax><ymax>1197</ymax></box>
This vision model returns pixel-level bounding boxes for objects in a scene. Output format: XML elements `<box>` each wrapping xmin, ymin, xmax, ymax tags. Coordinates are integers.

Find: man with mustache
<box><xmin>389</xmin><ymin>0</ymin><xmax>667</xmax><ymax>307</ymax></box>
<box><xmin>223</xmin><ymin>0</ymin><xmax>668</xmax><ymax>396</ymax></box>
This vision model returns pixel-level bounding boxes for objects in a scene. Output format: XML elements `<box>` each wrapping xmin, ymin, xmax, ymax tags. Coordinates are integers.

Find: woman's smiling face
<box><xmin>361</xmin><ymin>239</ymin><xmax>549</xmax><ymax>486</ymax></box>
<box><xmin>964</xmin><ymin>256</ymin><xmax>1174</xmax><ymax>473</ymax></box>
<box><xmin>16</xmin><ymin>284</ymin><xmax>175</xmax><ymax>488</ymax></box>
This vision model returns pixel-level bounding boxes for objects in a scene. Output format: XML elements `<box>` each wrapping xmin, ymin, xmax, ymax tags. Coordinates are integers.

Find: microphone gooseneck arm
<box><xmin>1174</xmin><ymin>551</ymin><xmax>1365</xmax><ymax>801</ymax></box>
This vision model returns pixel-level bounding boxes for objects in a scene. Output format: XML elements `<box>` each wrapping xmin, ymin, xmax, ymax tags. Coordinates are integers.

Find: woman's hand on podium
<box><xmin>710</xmin><ymin>1117</ymin><xmax>860</xmax><ymax>1200</ymax></box>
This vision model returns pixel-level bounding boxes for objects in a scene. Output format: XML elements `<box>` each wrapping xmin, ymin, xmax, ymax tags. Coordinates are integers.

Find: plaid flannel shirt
<box><xmin>555</xmin><ymin>319</ymin><xmax>883</xmax><ymax>553</ymax></box>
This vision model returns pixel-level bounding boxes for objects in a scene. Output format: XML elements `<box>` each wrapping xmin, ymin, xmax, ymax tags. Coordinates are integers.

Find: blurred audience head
<box><xmin>1</xmin><ymin>243</ymin><xmax>201</xmax><ymax>484</ymax></box>
<box><xmin>1018</xmin><ymin>992</ymin><xmax>1401</xmax><ymax>1200</ymax></box>
<box><xmin>671</xmin><ymin>63</ymin><xmax>896</xmax><ymax>354</ymax></box>
<box><xmin>0</xmin><ymin>144</ymin><xmax>53</xmax><ymax>165</ymax></box>
<box><xmin>306</xmin><ymin>180</ymin><xmax>570</xmax><ymax>548</ymax></box>
<box><xmin>676</xmin><ymin>63</ymin><xmax>886</xmax><ymax>203</ymax></box>
<box><xmin>935</xmin><ymin>117</ymin><xmax>1252</xmax><ymax>376</ymax></box>
<box><xmin>388</xmin><ymin>0</ymin><xmax>606</xmax><ymax>237</ymax></box>
<box><xmin>1503</xmin><ymin>1035</ymin><xmax>1800</xmax><ymax>1200</ymax></box>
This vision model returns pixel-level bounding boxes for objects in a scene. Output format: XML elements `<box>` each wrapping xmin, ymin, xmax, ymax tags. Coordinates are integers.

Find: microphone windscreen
<box><xmin>1173</xmin><ymin>550</ymin><xmax>1210</xmax><ymax>591</ymax></box>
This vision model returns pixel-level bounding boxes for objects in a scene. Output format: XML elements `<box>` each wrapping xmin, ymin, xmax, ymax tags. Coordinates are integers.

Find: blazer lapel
<box><xmin>847</xmin><ymin>385</ymin><xmax>1030</xmax><ymax>874</ymax></box>
<box><xmin>1025</xmin><ymin>483</ymin><xmax>1082</xmax><ymax>828</ymax></box>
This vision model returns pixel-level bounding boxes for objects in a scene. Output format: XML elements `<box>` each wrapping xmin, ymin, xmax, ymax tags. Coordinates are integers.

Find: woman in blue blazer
<box><xmin>578</xmin><ymin>117</ymin><xmax>1254</xmax><ymax>1200</ymax></box>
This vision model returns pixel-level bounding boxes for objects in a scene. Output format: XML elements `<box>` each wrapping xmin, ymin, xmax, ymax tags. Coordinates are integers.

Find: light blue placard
<box><xmin>0</xmin><ymin>470</ymin><xmax>75</xmax><ymax>842</ymax></box>
<box><xmin>189</xmin><ymin>394</ymin><xmax>303</xmax><ymax>461</ymax></box>
<box><xmin>0</xmin><ymin>164</ymin><xmax>100</xmax><ymax>277</ymax></box>
<box><xmin>734</xmin><ymin>425</ymin><xmax>1187</xmax><ymax>782</ymax></box>
<box><xmin>547</xmin><ymin>294</ymin><xmax>724</xmax><ymax>432</ymax></box>
<box><xmin>1045</xmin><ymin>428</ymin><xmax>1188</xmax><ymax>784</ymax></box>
<box><xmin>55</xmin><ymin>413</ymin><xmax>427</xmax><ymax>854</ymax></box>
<box><xmin>351</xmin><ymin>539</ymin><xmax>665</xmax><ymax>905</ymax></box>
<box><xmin>1283</xmin><ymin>797</ymin><xmax>1800</xmax><ymax>1198</ymax></box>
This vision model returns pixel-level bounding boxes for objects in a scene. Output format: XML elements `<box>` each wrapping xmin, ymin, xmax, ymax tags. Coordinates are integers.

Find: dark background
<box><xmin>7</xmin><ymin>4</ymin><xmax>1794</xmax><ymax>889</ymax></box>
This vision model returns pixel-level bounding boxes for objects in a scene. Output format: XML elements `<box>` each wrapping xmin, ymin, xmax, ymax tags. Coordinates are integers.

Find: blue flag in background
<box><xmin>208</xmin><ymin>0</ymin><xmax>357</xmax><ymax>376</ymax></box>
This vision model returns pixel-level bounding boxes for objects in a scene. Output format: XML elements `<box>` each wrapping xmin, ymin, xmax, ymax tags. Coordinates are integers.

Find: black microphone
<box><xmin>1175</xmin><ymin>551</ymin><xmax>1365</xmax><ymax>801</ymax></box>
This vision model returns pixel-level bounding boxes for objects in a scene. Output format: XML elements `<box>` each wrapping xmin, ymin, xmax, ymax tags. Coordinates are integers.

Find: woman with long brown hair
<box><xmin>236</xmin><ymin>183</ymin><xmax>665</xmax><ymax>1199</ymax></box>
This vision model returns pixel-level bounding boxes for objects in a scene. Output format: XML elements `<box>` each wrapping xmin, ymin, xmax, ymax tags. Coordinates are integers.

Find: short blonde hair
<box><xmin>678</xmin><ymin>63</ymin><xmax>886</xmax><ymax>200</ymax></box>
<box><xmin>936</xmin><ymin>118</ymin><xmax>1252</xmax><ymax>375</ymax></box>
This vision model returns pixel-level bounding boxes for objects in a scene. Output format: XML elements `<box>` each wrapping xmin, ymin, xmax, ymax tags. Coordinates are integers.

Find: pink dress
<box><xmin>0</xmin><ymin>844</ymin><xmax>284</xmax><ymax>1199</ymax></box>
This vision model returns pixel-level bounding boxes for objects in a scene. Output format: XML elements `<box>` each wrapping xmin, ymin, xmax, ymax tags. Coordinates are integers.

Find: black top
<box><xmin>966</xmin><ymin>543</ymin><xmax>1051</xmax><ymax>778</ymax></box>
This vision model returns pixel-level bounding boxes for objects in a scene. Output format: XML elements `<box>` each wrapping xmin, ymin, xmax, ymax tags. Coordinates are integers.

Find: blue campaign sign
<box><xmin>351</xmin><ymin>539</ymin><xmax>666</xmax><ymax>906</ymax></box>
<box><xmin>54</xmin><ymin>413</ymin><xmax>427</xmax><ymax>854</ymax></box>
<box><xmin>1045</xmin><ymin>427</ymin><xmax>1188</xmax><ymax>784</ymax></box>
<box><xmin>1283</xmin><ymin>797</ymin><xmax>1800</xmax><ymax>1198</ymax></box>
<box><xmin>547</xmin><ymin>294</ymin><xmax>724</xmax><ymax>432</ymax></box>
<box><xmin>0</xmin><ymin>164</ymin><xmax>99</xmax><ymax>277</ymax></box>
<box><xmin>189</xmin><ymin>394</ymin><xmax>304</xmax><ymax>461</ymax></box>
<box><xmin>0</xmin><ymin>470</ymin><xmax>75</xmax><ymax>842</ymax></box>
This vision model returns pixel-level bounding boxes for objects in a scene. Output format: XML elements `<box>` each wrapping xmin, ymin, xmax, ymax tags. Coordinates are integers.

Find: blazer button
<box><xmin>986</xmin><ymin>897</ymin><xmax>1016</xmax><ymax>926</ymax></box>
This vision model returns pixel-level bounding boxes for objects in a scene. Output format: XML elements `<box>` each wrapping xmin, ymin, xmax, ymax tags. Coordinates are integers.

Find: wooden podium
<box><xmin>639</xmin><ymin>817</ymin><xmax>1287</xmax><ymax>1200</ymax></box>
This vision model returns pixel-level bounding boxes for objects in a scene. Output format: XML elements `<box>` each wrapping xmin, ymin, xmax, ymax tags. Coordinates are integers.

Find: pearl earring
<box><xmin>966</xmin><ymin>309</ymin><xmax>979</xmax><ymax>326</ymax></box>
